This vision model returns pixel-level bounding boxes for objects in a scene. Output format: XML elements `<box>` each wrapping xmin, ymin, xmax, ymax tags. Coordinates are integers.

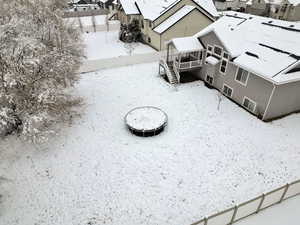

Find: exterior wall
<box><xmin>264</xmin><ymin>80</ymin><xmax>300</xmax><ymax>120</ymax></box>
<box><xmin>156</xmin><ymin>10</ymin><xmax>212</xmax><ymax>50</ymax></box>
<box><xmin>197</xmin><ymin>31</ymin><xmax>274</xmax><ymax>118</ymax></box>
<box><xmin>246</xmin><ymin>0</ymin><xmax>270</xmax><ymax>16</ymax></box>
<box><xmin>152</xmin><ymin>0</ymin><xmax>214</xmax><ymax>27</ymax></box>
<box><xmin>146</xmin><ymin>30</ymin><xmax>161</xmax><ymax>50</ymax></box>
<box><xmin>215</xmin><ymin>0</ymin><xmax>240</xmax><ymax>11</ymax></box>
<box><xmin>117</xmin><ymin>9</ymin><xmax>140</xmax><ymax>25</ymax></box>
<box><xmin>215</xmin><ymin>0</ymin><xmax>246</xmax><ymax>11</ymax></box>
<box><xmin>272</xmin><ymin>0</ymin><xmax>300</xmax><ymax>21</ymax></box>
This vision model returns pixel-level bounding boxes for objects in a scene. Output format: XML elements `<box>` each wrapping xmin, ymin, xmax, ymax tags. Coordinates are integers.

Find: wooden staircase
<box><xmin>159</xmin><ymin>59</ymin><xmax>179</xmax><ymax>84</ymax></box>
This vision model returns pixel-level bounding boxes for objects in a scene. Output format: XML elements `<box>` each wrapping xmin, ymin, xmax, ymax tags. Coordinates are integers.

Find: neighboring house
<box><xmin>159</xmin><ymin>12</ymin><xmax>300</xmax><ymax>121</ymax></box>
<box><xmin>98</xmin><ymin>0</ymin><xmax>116</xmax><ymax>11</ymax></box>
<box><xmin>214</xmin><ymin>0</ymin><xmax>248</xmax><ymax>11</ymax></box>
<box><xmin>117</xmin><ymin>0</ymin><xmax>218</xmax><ymax>50</ymax></box>
<box><xmin>246</xmin><ymin>0</ymin><xmax>283</xmax><ymax>17</ymax></box>
<box><xmin>271</xmin><ymin>0</ymin><xmax>300</xmax><ymax>21</ymax></box>
<box><xmin>68</xmin><ymin>0</ymin><xmax>101</xmax><ymax>11</ymax></box>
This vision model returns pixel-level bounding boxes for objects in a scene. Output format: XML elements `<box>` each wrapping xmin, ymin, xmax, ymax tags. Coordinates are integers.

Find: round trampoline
<box><xmin>125</xmin><ymin>106</ymin><xmax>168</xmax><ymax>137</ymax></box>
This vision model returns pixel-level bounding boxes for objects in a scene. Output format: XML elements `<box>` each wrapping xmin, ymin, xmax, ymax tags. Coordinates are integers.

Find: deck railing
<box><xmin>179</xmin><ymin>60</ymin><xmax>202</xmax><ymax>70</ymax></box>
<box><xmin>191</xmin><ymin>179</ymin><xmax>300</xmax><ymax>225</ymax></box>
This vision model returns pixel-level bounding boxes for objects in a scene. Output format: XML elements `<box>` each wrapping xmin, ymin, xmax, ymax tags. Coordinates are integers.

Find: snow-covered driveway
<box><xmin>1</xmin><ymin>63</ymin><xmax>300</xmax><ymax>225</ymax></box>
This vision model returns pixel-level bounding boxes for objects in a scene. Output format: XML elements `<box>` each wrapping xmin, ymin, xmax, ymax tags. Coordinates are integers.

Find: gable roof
<box><xmin>119</xmin><ymin>0</ymin><xmax>140</xmax><ymax>15</ymax></box>
<box><xmin>120</xmin><ymin>0</ymin><xmax>218</xmax><ymax>20</ymax></box>
<box><xmin>169</xmin><ymin>36</ymin><xmax>204</xmax><ymax>53</ymax></box>
<box><xmin>153</xmin><ymin>5</ymin><xmax>197</xmax><ymax>34</ymax></box>
<box><xmin>195</xmin><ymin>11</ymin><xmax>300</xmax><ymax>84</ymax></box>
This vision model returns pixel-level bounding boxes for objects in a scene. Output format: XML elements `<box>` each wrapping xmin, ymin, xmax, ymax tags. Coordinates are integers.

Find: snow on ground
<box><xmin>83</xmin><ymin>31</ymin><xmax>155</xmax><ymax>60</ymax></box>
<box><xmin>1</xmin><ymin>62</ymin><xmax>300</xmax><ymax>225</ymax></box>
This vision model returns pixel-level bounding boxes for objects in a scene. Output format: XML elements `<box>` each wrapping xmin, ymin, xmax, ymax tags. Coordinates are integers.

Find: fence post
<box><xmin>256</xmin><ymin>193</ymin><xmax>265</xmax><ymax>213</ymax></box>
<box><xmin>229</xmin><ymin>205</ymin><xmax>238</xmax><ymax>224</ymax></box>
<box><xmin>279</xmin><ymin>183</ymin><xmax>290</xmax><ymax>203</ymax></box>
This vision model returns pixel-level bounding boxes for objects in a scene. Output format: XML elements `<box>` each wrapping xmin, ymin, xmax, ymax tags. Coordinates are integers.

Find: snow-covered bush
<box><xmin>0</xmin><ymin>0</ymin><xmax>84</xmax><ymax>141</ymax></box>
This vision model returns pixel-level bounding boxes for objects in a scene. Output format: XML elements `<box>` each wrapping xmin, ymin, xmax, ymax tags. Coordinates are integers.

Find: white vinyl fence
<box><xmin>80</xmin><ymin>52</ymin><xmax>162</xmax><ymax>73</ymax></box>
<box><xmin>191</xmin><ymin>179</ymin><xmax>300</xmax><ymax>225</ymax></box>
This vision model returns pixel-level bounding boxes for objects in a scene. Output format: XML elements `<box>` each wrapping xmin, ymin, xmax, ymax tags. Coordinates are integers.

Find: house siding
<box><xmin>198</xmin><ymin>31</ymin><xmax>274</xmax><ymax>118</ymax></box>
<box><xmin>158</xmin><ymin>10</ymin><xmax>212</xmax><ymax>50</ymax></box>
<box><xmin>264</xmin><ymin>80</ymin><xmax>300</xmax><ymax>120</ymax></box>
<box><xmin>153</xmin><ymin>0</ymin><xmax>214</xmax><ymax>27</ymax></box>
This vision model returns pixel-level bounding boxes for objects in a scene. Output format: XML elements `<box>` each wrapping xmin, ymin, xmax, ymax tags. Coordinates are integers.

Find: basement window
<box><xmin>243</xmin><ymin>97</ymin><xmax>256</xmax><ymax>112</ymax></box>
<box><xmin>223</xmin><ymin>84</ymin><xmax>233</xmax><ymax>98</ymax></box>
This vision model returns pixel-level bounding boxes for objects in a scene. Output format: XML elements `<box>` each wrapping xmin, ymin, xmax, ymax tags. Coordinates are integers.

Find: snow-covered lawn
<box><xmin>1</xmin><ymin>63</ymin><xmax>300</xmax><ymax>225</ymax></box>
<box><xmin>83</xmin><ymin>31</ymin><xmax>156</xmax><ymax>60</ymax></box>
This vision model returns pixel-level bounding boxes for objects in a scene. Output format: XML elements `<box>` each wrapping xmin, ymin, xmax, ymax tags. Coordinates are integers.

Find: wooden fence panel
<box><xmin>234</xmin><ymin>197</ymin><xmax>261</xmax><ymax>221</ymax></box>
<box><xmin>261</xmin><ymin>187</ymin><xmax>285</xmax><ymax>209</ymax></box>
<box><xmin>284</xmin><ymin>181</ymin><xmax>300</xmax><ymax>199</ymax></box>
<box><xmin>207</xmin><ymin>209</ymin><xmax>234</xmax><ymax>225</ymax></box>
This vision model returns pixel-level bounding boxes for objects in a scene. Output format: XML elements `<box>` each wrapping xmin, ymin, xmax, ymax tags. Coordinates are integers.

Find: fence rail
<box><xmin>63</xmin><ymin>9</ymin><xmax>108</xmax><ymax>18</ymax></box>
<box><xmin>191</xmin><ymin>179</ymin><xmax>300</xmax><ymax>225</ymax></box>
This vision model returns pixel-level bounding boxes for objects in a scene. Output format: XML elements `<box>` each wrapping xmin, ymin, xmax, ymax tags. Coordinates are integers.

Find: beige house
<box><xmin>159</xmin><ymin>12</ymin><xmax>300</xmax><ymax>121</ymax></box>
<box><xmin>245</xmin><ymin>0</ymin><xmax>300</xmax><ymax>21</ymax></box>
<box><xmin>271</xmin><ymin>0</ymin><xmax>300</xmax><ymax>21</ymax></box>
<box><xmin>214</xmin><ymin>0</ymin><xmax>248</xmax><ymax>11</ymax></box>
<box><xmin>117</xmin><ymin>0</ymin><xmax>218</xmax><ymax>50</ymax></box>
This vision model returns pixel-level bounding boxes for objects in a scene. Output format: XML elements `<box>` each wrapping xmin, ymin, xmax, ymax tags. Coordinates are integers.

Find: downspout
<box><xmin>262</xmin><ymin>83</ymin><xmax>276</xmax><ymax>121</ymax></box>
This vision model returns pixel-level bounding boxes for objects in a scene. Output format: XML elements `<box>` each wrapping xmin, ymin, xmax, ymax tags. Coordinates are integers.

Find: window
<box><xmin>219</xmin><ymin>51</ymin><xmax>229</xmax><ymax>74</ymax></box>
<box><xmin>141</xmin><ymin>20</ymin><xmax>144</xmax><ymax>29</ymax></box>
<box><xmin>223</xmin><ymin>52</ymin><xmax>229</xmax><ymax>59</ymax></box>
<box><xmin>243</xmin><ymin>97</ymin><xmax>256</xmax><ymax>112</ymax></box>
<box><xmin>223</xmin><ymin>84</ymin><xmax>233</xmax><ymax>97</ymax></box>
<box><xmin>235</xmin><ymin>67</ymin><xmax>249</xmax><ymax>85</ymax></box>
<box><xmin>214</xmin><ymin>46</ymin><xmax>223</xmax><ymax>57</ymax></box>
<box><xmin>206</xmin><ymin>45</ymin><xmax>213</xmax><ymax>58</ymax></box>
<box><xmin>206</xmin><ymin>75</ymin><xmax>214</xmax><ymax>85</ymax></box>
<box><xmin>220</xmin><ymin>60</ymin><xmax>228</xmax><ymax>74</ymax></box>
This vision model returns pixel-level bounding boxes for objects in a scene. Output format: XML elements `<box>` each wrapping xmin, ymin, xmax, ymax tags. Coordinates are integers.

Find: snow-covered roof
<box><xmin>169</xmin><ymin>36</ymin><xmax>204</xmax><ymax>52</ymax></box>
<box><xmin>121</xmin><ymin>0</ymin><xmax>217</xmax><ymax>20</ymax></box>
<box><xmin>135</xmin><ymin>0</ymin><xmax>177</xmax><ymax>21</ymax></box>
<box><xmin>194</xmin><ymin>11</ymin><xmax>300</xmax><ymax>84</ymax></box>
<box><xmin>119</xmin><ymin>0</ymin><xmax>140</xmax><ymax>15</ymax></box>
<box><xmin>154</xmin><ymin>5</ymin><xmax>196</xmax><ymax>34</ymax></box>
<box><xmin>205</xmin><ymin>56</ymin><xmax>220</xmax><ymax>65</ymax></box>
<box><xmin>193</xmin><ymin>0</ymin><xmax>218</xmax><ymax>17</ymax></box>
<box><xmin>266</xmin><ymin>0</ymin><xmax>284</xmax><ymax>4</ymax></box>
<box><xmin>288</xmin><ymin>0</ymin><xmax>300</xmax><ymax>5</ymax></box>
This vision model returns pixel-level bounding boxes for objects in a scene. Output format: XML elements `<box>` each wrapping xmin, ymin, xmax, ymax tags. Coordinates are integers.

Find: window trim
<box><xmin>219</xmin><ymin>59</ymin><xmax>228</xmax><ymax>75</ymax></box>
<box><xmin>223</xmin><ymin>51</ymin><xmax>229</xmax><ymax>59</ymax></box>
<box><xmin>206</xmin><ymin>44</ymin><xmax>213</xmax><ymax>58</ymax></box>
<box><xmin>223</xmin><ymin>84</ymin><xmax>233</xmax><ymax>98</ymax></box>
<box><xmin>235</xmin><ymin>67</ymin><xmax>249</xmax><ymax>86</ymax></box>
<box><xmin>243</xmin><ymin>96</ymin><xmax>256</xmax><ymax>113</ymax></box>
<box><xmin>205</xmin><ymin>74</ymin><xmax>214</xmax><ymax>85</ymax></box>
<box><xmin>213</xmin><ymin>45</ymin><xmax>223</xmax><ymax>57</ymax></box>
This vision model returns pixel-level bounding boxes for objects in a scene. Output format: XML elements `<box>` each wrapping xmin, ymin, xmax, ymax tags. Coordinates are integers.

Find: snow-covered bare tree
<box><xmin>0</xmin><ymin>0</ymin><xmax>84</xmax><ymax>141</ymax></box>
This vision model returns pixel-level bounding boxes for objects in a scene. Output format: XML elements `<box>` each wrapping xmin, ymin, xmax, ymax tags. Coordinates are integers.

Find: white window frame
<box><xmin>223</xmin><ymin>84</ymin><xmax>233</xmax><ymax>98</ymax></box>
<box><xmin>235</xmin><ymin>67</ymin><xmax>249</xmax><ymax>86</ymax></box>
<box><xmin>205</xmin><ymin>74</ymin><xmax>214</xmax><ymax>85</ymax></box>
<box><xmin>219</xmin><ymin>58</ymin><xmax>229</xmax><ymax>75</ymax></box>
<box><xmin>213</xmin><ymin>45</ymin><xmax>223</xmax><ymax>58</ymax></box>
<box><xmin>243</xmin><ymin>96</ymin><xmax>256</xmax><ymax>112</ymax></box>
<box><xmin>206</xmin><ymin>44</ymin><xmax>213</xmax><ymax>58</ymax></box>
<box><xmin>223</xmin><ymin>51</ymin><xmax>229</xmax><ymax>60</ymax></box>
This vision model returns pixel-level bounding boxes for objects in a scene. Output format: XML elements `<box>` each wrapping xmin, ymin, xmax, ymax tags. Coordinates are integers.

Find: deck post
<box><xmin>167</xmin><ymin>44</ymin><xmax>170</xmax><ymax>63</ymax></box>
